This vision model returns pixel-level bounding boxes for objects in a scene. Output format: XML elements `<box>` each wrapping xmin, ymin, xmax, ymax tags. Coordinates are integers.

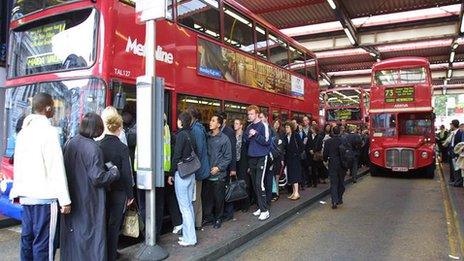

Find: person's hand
<box><xmin>168</xmin><ymin>176</ymin><xmax>174</xmax><ymax>185</ymax></box>
<box><xmin>127</xmin><ymin>198</ymin><xmax>135</xmax><ymax>207</ymax></box>
<box><xmin>211</xmin><ymin>167</ymin><xmax>220</xmax><ymax>175</ymax></box>
<box><xmin>230</xmin><ymin>171</ymin><xmax>237</xmax><ymax>177</ymax></box>
<box><xmin>61</xmin><ymin>205</ymin><xmax>71</xmax><ymax>214</ymax></box>
<box><xmin>249</xmin><ymin>129</ymin><xmax>257</xmax><ymax>137</ymax></box>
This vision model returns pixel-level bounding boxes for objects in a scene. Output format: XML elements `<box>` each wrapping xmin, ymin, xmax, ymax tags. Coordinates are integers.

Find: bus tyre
<box><xmin>424</xmin><ymin>164</ymin><xmax>435</xmax><ymax>179</ymax></box>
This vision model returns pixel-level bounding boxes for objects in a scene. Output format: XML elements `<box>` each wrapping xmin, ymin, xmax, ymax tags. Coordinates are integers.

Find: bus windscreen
<box><xmin>8</xmin><ymin>8</ymin><xmax>97</xmax><ymax>78</ymax></box>
<box><xmin>326</xmin><ymin>108</ymin><xmax>361</xmax><ymax>121</ymax></box>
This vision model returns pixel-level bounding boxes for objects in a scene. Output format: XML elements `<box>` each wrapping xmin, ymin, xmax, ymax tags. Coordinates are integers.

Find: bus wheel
<box><xmin>424</xmin><ymin>164</ymin><xmax>436</xmax><ymax>179</ymax></box>
<box><xmin>370</xmin><ymin>164</ymin><xmax>382</xmax><ymax>177</ymax></box>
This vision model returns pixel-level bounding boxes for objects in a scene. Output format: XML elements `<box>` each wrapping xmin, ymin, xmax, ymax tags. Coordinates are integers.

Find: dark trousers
<box><xmin>107</xmin><ymin>190</ymin><xmax>127</xmax><ymax>261</ymax></box>
<box><xmin>21</xmin><ymin>202</ymin><xmax>58</xmax><ymax>261</ymax></box>
<box><xmin>137</xmin><ymin>187</ymin><xmax>165</xmax><ymax>241</ymax></box>
<box><xmin>203</xmin><ymin>179</ymin><xmax>226</xmax><ymax>221</ymax></box>
<box><xmin>236</xmin><ymin>160</ymin><xmax>252</xmax><ymax>210</ymax></box>
<box><xmin>223</xmin><ymin>175</ymin><xmax>234</xmax><ymax>219</ymax></box>
<box><xmin>308</xmin><ymin>162</ymin><xmax>318</xmax><ymax>186</ymax></box>
<box><xmin>249</xmin><ymin>156</ymin><xmax>269</xmax><ymax>212</ymax></box>
<box><xmin>329</xmin><ymin>168</ymin><xmax>346</xmax><ymax>205</ymax></box>
<box><xmin>265</xmin><ymin>162</ymin><xmax>275</xmax><ymax>205</ymax></box>
<box><xmin>301</xmin><ymin>160</ymin><xmax>310</xmax><ymax>186</ymax></box>
<box><xmin>350</xmin><ymin>157</ymin><xmax>359</xmax><ymax>181</ymax></box>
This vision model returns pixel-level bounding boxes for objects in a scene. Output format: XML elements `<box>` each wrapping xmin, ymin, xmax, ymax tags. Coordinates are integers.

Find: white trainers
<box><xmin>258</xmin><ymin>211</ymin><xmax>270</xmax><ymax>221</ymax></box>
<box><xmin>178</xmin><ymin>240</ymin><xmax>196</xmax><ymax>247</ymax></box>
<box><xmin>252</xmin><ymin>209</ymin><xmax>261</xmax><ymax>216</ymax></box>
<box><xmin>172</xmin><ymin>225</ymin><xmax>182</xmax><ymax>234</ymax></box>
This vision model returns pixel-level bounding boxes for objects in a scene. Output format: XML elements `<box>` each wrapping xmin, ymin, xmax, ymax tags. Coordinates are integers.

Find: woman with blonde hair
<box><xmin>98</xmin><ymin>107</ymin><xmax>134</xmax><ymax>260</ymax></box>
<box><xmin>101</xmin><ymin>106</ymin><xmax>128</xmax><ymax>145</ymax></box>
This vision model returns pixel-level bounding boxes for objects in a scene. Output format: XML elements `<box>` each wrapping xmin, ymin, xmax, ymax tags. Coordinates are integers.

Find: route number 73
<box><xmin>385</xmin><ymin>89</ymin><xmax>394</xmax><ymax>97</ymax></box>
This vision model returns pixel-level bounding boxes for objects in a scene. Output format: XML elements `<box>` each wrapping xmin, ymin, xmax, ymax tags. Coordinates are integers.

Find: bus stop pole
<box><xmin>134</xmin><ymin>10</ymin><xmax>168</xmax><ymax>261</ymax></box>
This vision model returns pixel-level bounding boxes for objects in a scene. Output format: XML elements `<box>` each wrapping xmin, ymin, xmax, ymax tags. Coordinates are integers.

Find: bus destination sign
<box><xmin>384</xmin><ymin>87</ymin><xmax>414</xmax><ymax>103</ymax></box>
<box><xmin>26</xmin><ymin>21</ymin><xmax>66</xmax><ymax>69</ymax></box>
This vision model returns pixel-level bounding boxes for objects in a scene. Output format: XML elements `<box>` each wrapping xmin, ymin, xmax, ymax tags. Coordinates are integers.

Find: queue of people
<box><xmin>10</xmin><ymin>93</ymin><xmax>368</xmax><ymax>260</ymax></box>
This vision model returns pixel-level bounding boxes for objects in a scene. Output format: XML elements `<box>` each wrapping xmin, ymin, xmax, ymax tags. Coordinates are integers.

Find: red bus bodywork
<box><xmin>369</xmin><ymin>57</ymin><xmax>435</xmax><ymax>177</ymax></box>
<box><xmin>1</xmin><ymin>0</ymin><xmax>319</xmax><ymax>219</ymax></box>
<box><xmin>321</xmin><ymin>87</ymin><xmax>369</xmax><ymax>127</ymax></box>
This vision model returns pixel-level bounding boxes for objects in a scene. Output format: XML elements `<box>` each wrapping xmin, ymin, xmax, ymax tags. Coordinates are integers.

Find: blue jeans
<box><xmin>174</xmin><ymin>171</ymin><xmax>197</xmax><ymax>244</ymax></box>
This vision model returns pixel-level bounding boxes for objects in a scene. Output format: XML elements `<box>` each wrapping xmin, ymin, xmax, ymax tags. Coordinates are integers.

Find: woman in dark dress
<box><xmin>283</xmin><ymin>121</ymin><xmax>304</xmax><ymax>200</ymax></box>
<box><xmin>61</xmin><ymin>113</ymin><xmax>120</xmax><ymax>261</ymax></box>
<box><xmin>99</xmin><ymin>108</ymin><xmax>134</xmax><ymax>261</ymax></box>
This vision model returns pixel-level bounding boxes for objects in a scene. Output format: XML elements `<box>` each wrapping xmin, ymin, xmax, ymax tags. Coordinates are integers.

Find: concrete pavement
<box><xmin>223</xmin><ymin>173</ymin><xmax>451</xmax><ymax>260</ymax></box>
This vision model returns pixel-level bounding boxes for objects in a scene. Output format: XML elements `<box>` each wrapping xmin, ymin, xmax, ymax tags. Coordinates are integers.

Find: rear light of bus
<box><xmin>373</xmin><ymin>151</ymin><xmax>380</xmax><ymax>158</ymax></box>
<box><xmin>421</xmin><ymin>152</ymin><xmax>429</xmax><ymax>159</ymax></box>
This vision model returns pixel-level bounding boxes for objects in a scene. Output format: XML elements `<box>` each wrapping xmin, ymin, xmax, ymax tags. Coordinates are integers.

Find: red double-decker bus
<box><xmin>0</xmin><ymin>0</ymin><xmax>319</xmax><ymax>219</ymax></box>
<box><xmin>369</xmin><ymin>57</ymin><xmax>435</xmax><ymax>178</ymax></box>
<box><xmin>321</xmin><ymin>87</ymin><xmax>369</xmax><ymax>127</ymax></box>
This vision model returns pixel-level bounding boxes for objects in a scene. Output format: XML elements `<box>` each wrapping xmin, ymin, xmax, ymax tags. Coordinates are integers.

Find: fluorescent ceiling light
<box><xmin>453</xmin><ymin>42</ymin><xmax>459</xmax><ymax>49</ymax></box>
<box><xmin>444</xmin><ymin>79</ymin><xmax>448</xmax><ymax>86</ymax></box>
<box><xmin>447</xmin><ymin>69</ymin><xmax>452</xmax><ymax>78</ymax></box>
<box><xmin>327</xmin><ymin>0</ymin><xmax>336</xmax><ymax>9</ymax></box>
<box><xmin>203</xmin><ymin>0</ymin><xmax>219</xmax><ymax>8</ymax></box>
<box><xmin>225</xmin><ymin>9</ymin><xmax>251</xmax><ymax>27</ymax></box>
<box><xmin>369</xmin><ymin>52</ymin><xmax>377</xmax><ymax>57</ymax></box>
<box><xmin>450</xmin><ymin>51</ymin><xmax>455</xmax><ymax>63</ymax></box>
<box><xmin>376</xmin><ymin>58</ymin><xmax>381</xmax><ymax>62</ymax></box>
<box><xmin>343</xmin><ymin>28</ymin><xmax>356</xmax><ymax>45</ymax></box>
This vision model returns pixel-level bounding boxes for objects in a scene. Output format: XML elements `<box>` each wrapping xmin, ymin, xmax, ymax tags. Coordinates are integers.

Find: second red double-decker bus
<box><xmin>0</xmin><ymin>0</ymin><xmax>319</xmax><ymax>219</ymax></box>
<box><xmin>321</xmin><ymin>87</ymin><xmax>369</xmax><ymax>127</ymax></box>
<box><xmin>368</xmin><ymin>57</ymin><xmax>435</xmax><ymax>178</ymax></box>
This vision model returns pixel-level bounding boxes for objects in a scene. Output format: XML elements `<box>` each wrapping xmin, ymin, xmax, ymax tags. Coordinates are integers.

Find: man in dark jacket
<box><xmin>187</xmin><ymin>107</ymin><xmax>210</xmax><ymax>229</ymax></box>
<box><xmin>244</xmin><ymin>105</ymin><xmax>271</xmax><ymax>221</ymax></box>
<box><xmin>344</xmin><ymin>125</ymin><xmax>363</xmax><ymax>183</ymax></box>
<box><xmin>218</xmin><ymin>111</ymin><xmax>237</xmax><ymax>221</ymax></box>
<box><xmin>203</xmin><ymin>113</ymin><xmax>232</xmax><ymax>229</ymax></box>
<box><xmin>323</xmin><ymin>125</ymin><xmax>346</xmax><ymax>209</ymax></box>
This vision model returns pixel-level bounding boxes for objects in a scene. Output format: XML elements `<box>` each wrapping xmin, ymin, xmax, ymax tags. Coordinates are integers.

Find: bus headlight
<box><xmin>374</xmin><ymin>151</ymin><xmax>380</xmax><ymax>158</ymax></box>
<box><xmin>421</xmin><ymin>152</ymin><xmax>429</xmax><ymax>159</ymax></box>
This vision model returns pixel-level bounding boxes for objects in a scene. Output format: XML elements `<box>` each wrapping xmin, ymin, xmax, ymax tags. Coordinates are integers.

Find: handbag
<box><xmin>122</xmin><ymin>205</ymin><xmax>144</xmax><ymax>238</ymax></box>
<box><xmin>177</xmin><ymin>133</ymin><xmax>201</xmax><ymax>178</ymax></box>
<box><xmin>225</xmin><ymin>177</ymin><xmax>248</xmax><ymax>203</ymax></box>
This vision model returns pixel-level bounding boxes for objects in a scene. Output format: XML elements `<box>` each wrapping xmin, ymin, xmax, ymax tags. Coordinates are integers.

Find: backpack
<box><xmin>339</xmin><ymin>143</ymin><xmax>353</xmax><ymax>170</ymax></box>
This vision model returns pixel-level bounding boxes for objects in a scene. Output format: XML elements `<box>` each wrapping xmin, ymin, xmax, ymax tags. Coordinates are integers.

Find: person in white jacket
<box><xmin>10</xmin><ymin>92</ymin><xmax>71</xmax><ymax>261</ymax></box>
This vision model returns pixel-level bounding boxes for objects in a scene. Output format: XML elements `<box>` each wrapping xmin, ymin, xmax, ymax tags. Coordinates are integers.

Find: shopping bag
<box><xmin>225</xmin><ymin>177</ymin><xmax>248</xmax><ymax>203</ymax></box>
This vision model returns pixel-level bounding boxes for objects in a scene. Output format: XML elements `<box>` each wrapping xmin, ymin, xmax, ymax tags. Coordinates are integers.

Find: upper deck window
<box><xmin>8</xmin><ymin>8</ymin><xmax>97</xmax><ymax>78</ymax></box>
<box><xmin>223</xmin><ymin>6</ymin><xmax>254</xmax><ymax>54</ymax></box>
<box><xmin>268</xmin><ymin>34</ymin><xmax>289</xmax><ymax>67</ymax></box>
<box><xmin>325</xmin><ymin>89</ymin><xmax>360</xmax><ymax>107</ymax></box>
<box><xmin>288</xmin><ymin>46</ymin><xmax>306</xmax><ymax>77</ymax></box>
<box><xmin>12</xmin><ymin>0</ymin><xmax>80</xmax><ymax>20</ymax></box>
<box><xmin>374</xmin><ymin>67</ymin><xmax>427</xmax><ymax>86</ymax></box>
<box><xmin>177</xmin><ymin>0</ymin><xmax>220</xmax><ymax>40</ymax></box>
<box><xmin>256</xmin><ymin>25</ymin><xmax>267</xmax><ymax>60</ymax></box>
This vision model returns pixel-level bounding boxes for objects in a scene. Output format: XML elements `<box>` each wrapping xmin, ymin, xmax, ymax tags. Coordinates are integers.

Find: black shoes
<box><xmin>213</xmin><ymin>220</ymin><xmax>222</xmax><ymax>229</ymax></box>
<box><xmin>337</xmin><ymin>200</ymin><xmax>343</xmax><ymax>205</ymax></box>
<box><xmin>331</xmin><ymin>204</ymin><xmax>337</xmax><ymax>209</ymax></box>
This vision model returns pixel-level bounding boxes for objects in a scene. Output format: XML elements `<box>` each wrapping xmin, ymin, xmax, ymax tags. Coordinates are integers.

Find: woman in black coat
<box><xmin>61</xmin><ymin>113</ymin><xmax>120</xmax><ymax>261</ymax></box>
<box><xmin>310</xmin><ymin>126</ymin><xmax>328</xmax><ymax>184</ymax></box>
<box><xmin>283</xmin><ymin>121</ymin><xmax>304</xmax><ymax>200</ymax></box>
<box><xmin>99</xmin><ymin>108</ymin><xmax>134</xmax><ymax>261</ymax></box>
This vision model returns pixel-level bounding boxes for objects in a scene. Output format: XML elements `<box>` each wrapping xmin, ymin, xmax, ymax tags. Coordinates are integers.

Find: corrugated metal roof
<box><xmin>235</xmin><ymin>0</ymin><xmax>460</xmax><ymax>28</ymax></box>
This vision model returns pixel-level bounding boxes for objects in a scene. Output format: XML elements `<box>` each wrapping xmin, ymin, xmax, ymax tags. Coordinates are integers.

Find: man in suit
<box><xmin>323</xmin><ymin>125</ymin><xmax>346</xmax><ymax>209</ymax></box>
<box><xmin>445</xmin><ymin>120</ymin><xmax>462</xmax><ymax>186</ymax></box>
<box><xmin>344</xmin><ymin>125</ymin><xmax>363</xmax><ymax>183</ymax></box>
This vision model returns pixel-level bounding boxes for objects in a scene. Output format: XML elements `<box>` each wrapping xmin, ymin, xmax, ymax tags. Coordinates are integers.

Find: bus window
<box><xmin>268</xmin><ymin>34</ymin><xmax>289</xmax><ymax>67</ymax></box>
<box><xmin>256</xmin><ymin>25</ymin><xmax>268</xmax><ymax>60</ymax></box>
<box><xmin>12</xmin><ymin>0</ymin><xmax>77</xmax><ymax>19</ymax></box>
<box><xmin>371</xmin><ymin>113</ymin><xmax>396</xmax><ymax>137</ymax></box>
<box><xmin>375</xmin><ymin>67</ymin><xmax>426</xmax><ymax>85</ymax></box>
<box><xmin>177</xmin><ymin>94</ymin><xmax>221</xmax><ymax>125</ymax></box>
<box><xmin>223</xmin><ymin>6</ymin><xmax>254</xmax><ymax>54</ymax></box>
<box><xmin>224</xmin><ymin>101</ymin><xmax>249</xmax><ymax>125</ymax></box>
<box><xmin>399</xmin><ymin>67</ymin><xmax>426</xmax><ymax>84</ymax></box>
<box><xmin>398</xmin><ymin>113</ymin><xmax>432</xmax><ymax>137</ymax></box>
<box><xmin>306</xmin><ymin>57</ymin><xmax>318</xmax><ymax>81</ymax></box>
<box><xmin>288</xmin><ymin>46</ymin><xmax>306</xmax><ymax>77</ymax></box>
<box><xmin>177</xmin><ymin>0</ymin><xmax>220</xmax><ymax>40</ymax></box>
<box><xmin>166</xmin><ymin>0</ymin><xmax>173</xmax><ymax>20</ymax></box>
